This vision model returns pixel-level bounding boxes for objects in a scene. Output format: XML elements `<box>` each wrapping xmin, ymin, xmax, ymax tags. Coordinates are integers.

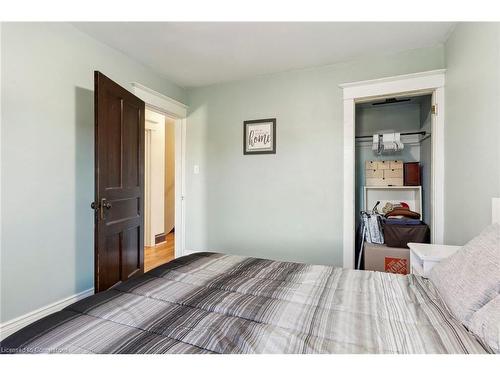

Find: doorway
<box><xmin>354</xmin><ymin>94</ymin><xmax>433</xmax><ymax>271</ymax></box>
<box><xmin>131</xmin><ymin>82</ymin><xmax>187</xmax><ymax>261</ymax></box>
<box><xmin>144</xmin><ymin>109</ymin><xmax>176</xmax><ymax>272</ymax></box>
<box><xmin>340</xmin><ymin>70</ymin><xmax>446</xmax><ymax>269</ymax></box>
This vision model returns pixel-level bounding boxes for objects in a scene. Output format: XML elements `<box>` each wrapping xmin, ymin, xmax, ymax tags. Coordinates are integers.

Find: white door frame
<box><xmin>131</xmin><ymin>83</ymin><xmax>188</xmax><ymax>259</ymax></box>
<box><xmin>339</xmin><ymin>69</ymin><xmax>446</xmax><ymax>269</ymax></box>
<box><xmin>144</xmin><ymin>127</ymin><xmax>152</xmax><ymax>246</ymax></box>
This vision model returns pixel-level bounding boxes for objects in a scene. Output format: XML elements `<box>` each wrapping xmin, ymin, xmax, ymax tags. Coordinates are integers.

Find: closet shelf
<box><xmin>364</xmin><ymin>186</ymin><xmax>421</xmax><ymax>189</ymax></box>
<box><xmin>364</xmin><ymin>186</ymin><xmax>422</xmax><ymax>215</ymax></box>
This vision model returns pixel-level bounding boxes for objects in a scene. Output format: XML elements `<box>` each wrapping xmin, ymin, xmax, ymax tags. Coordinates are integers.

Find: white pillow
<box><xmin>429</xmin><ymin>223</ymin><xmax>500</xmax><ymax>324</ymax></box>
<box><xmin>467</xmin><ymin>294</ymin><xmax>500</xmax><ymax>353</ymax></box>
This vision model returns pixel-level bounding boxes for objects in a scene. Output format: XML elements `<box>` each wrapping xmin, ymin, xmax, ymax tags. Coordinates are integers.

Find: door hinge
<box><xmin>431</xmin><ymin>104</ymin><xmax>437</xmax><ymax>115</ymax></box>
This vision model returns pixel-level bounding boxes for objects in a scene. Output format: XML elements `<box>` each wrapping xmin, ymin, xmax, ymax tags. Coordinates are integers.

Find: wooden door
<box><xmin>93</xmin><ymin>71</ymin><xmax>145</xmax><ymax>293</ymax></box>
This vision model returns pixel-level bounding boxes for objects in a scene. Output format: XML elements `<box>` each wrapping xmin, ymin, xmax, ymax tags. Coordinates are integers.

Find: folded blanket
<box><xmin>386</xmin><ymin>207</ymin><xmax>420</xmax><ymax>219</ymax></box>
<box><xmin>385</xmin><ymin>217</ymin><xmax>422</xmax><ymax>225</ymax></box>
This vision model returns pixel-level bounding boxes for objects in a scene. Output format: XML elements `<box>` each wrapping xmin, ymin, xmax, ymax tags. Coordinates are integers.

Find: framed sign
<box><xmin>243</xmin><ymin>118</ymin><xmax>276</xmax><ymax>155</ymax></box>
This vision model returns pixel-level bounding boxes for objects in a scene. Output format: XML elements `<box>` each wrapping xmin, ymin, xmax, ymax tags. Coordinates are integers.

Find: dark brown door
<box><xmin>93</xmin><ymin>71</ymin><xmax>145</xmax><ymax>293</ymax></box>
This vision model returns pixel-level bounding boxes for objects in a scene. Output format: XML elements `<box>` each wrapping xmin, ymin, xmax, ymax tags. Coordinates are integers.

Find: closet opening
<box><xmin>354</xmin><ymin>93</ymin><xmax>434</xmax><ymax>274</ymax></box>
<box><xmin>144</xmin><ymin>108</ymin><xmax>176</xmax><ymax>272</ymax></box>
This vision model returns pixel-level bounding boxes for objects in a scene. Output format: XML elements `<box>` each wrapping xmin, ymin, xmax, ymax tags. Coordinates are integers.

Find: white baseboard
<box><xmin>0</xmin><ymin>288</ymin><xmax>94</xmax><ymax>340</ymax></box>
<box><xmin>1</xmin><ymin>250</ymin><xmax>209</xmax><ymax>340</ymax></box>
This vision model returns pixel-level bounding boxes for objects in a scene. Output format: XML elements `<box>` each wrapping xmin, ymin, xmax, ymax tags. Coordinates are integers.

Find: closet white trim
<box><xmin>340</xmin><ymin>69</ymin><xmax>446</xmax><ymax>100</ymax></box>
<box><xmin>340</xmin><ymin>70</ymin><xmax>446</xmax><ymax>269</ymax></box>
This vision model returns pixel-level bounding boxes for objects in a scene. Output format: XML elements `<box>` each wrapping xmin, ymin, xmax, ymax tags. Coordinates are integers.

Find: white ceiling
<box><xmin>73</xmin><ymin>22</ymin><xmax>455</xmax><ymax>88</ymax></box>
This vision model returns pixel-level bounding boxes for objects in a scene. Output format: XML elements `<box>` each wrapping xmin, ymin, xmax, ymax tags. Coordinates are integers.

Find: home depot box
<box><xmin>364</xmin><ymin>242</ymin><xmax>410</xmax><ymax>274</ymax></box>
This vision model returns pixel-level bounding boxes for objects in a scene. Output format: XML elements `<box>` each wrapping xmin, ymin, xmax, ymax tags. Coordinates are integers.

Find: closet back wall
<box><xmin>355</xmin><ymin>102</ymin><xmax>421</xmax><ymax>136</ymax></box>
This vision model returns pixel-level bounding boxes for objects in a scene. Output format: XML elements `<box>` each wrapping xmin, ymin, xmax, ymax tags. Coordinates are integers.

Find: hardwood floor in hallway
<box><xmin>144</xmin><ymin>231</ymin><xmax>175</xmax><ymax>272</ymax></box>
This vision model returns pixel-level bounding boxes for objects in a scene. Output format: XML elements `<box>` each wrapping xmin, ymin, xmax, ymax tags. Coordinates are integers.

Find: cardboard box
<box><xmin>364</xmin><ymin>242</ymin><xmax>410</xmax><ymax>274</ymax></box>
<box><xmin>365</xmin><ymin>160</ymin><xmax>404</xmax><ymax>186</ymax></box>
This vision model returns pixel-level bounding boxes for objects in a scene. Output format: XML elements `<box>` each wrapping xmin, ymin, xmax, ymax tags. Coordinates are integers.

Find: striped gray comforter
<box><xmin>0</xmin><ymin>252</ymin><xmax>490</xmax><ymax>354</ymax></box>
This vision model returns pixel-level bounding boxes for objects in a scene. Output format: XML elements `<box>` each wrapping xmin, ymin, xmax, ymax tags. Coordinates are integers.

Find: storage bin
<box><xmin>365</xmin><ymin>160</ymin><xmax>405</xmax><ymax>186</ymax></box>
<box><xmin>365</xmin><ymin>177</ymin><xmax>404</xmax><ymax>187</ymax></box>
<box><xmin>365</xmin><ymin>160</ymin><xmax>378</xmax><ymax>170</ymax></box>
<box><xmin>404</xmin><ymin>162</ymin><xmax>421</xmax><ymax>186</ymax></box>
<box><xmin>366</xmin><ymin>178</ymin><xmax>386</xmax><ymax>186</ymax></box>
<box><xmin>366</xmin><ymin>169</ymin><xmax>384</xmax><ymax>178</ymax></box>
<box><xmin>384</xmin><ymin>177</ymin><xmax>404</xmax><ymax>186</ymax></box>
<box><xmin>377</xmin><ymin>160</ymin><xmax>391</xmax><ymax>170</ymax></box>
<box><xmin>383</xmin><ymin>222</ymin><xmax>430</xmax><ymax>248</ymax></box>
<box><xmin>383</xmin><ymin>169</ymin><xmax>403</xmax><ymax>179</ymax></box>
<box><xmin>390</xmin><ymin>160</ymin><xmax>403</xmax><ymax>169</ymax></box>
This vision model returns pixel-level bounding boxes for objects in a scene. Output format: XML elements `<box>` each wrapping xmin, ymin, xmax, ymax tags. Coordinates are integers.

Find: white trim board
<box><xmin>0</xmin><ymin>288</ymin><xmax>94</xmax><ymax>340</ymax></box>
<box><xmin>0</xmin><ymin>24</ymin><xmax>3</xmax><ymax>330</ymax></box>
<box><xmin>0</xmin><ymin>22</ymin><xmax>3</xmax><ymax>328</ymax></box>
<box><xmin>340</xmin><ymin>69</ymin><xmax>446</xmax><ymax>100</ymax></box>
<box><xmin>131</xmin><ymin>83</ymin><xmax>188</xmax><ymax>259</ymax></box>
<box><xmin>131</xmin><ymin>83</ymin><xmax>187</xmax><ymax>119</ymax></box>
<box><xmin>175</xmin><ymin>118</ymin><xmax>187</xmax><ymax>258</ymax></box>
<box><xmin>492</xmin><ymin>198</ymin><xmax>500</xmax><ymax>224</ymax></box>
<box><xmin>340</xmin><ymin>70</ymin><xmax>446</xmax><ymax>269</ymax></box>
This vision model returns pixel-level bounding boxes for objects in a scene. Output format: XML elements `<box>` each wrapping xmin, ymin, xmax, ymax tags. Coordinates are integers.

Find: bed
<box><xmin>0</xmin><ymin>251</ymin><xmax>493</xmax><ymax>354</ymax></box>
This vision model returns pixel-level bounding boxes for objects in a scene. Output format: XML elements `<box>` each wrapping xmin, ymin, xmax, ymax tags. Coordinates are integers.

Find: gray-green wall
<box><xmin>0</xmin><ymin>23</ymin><xmax>186</xmax><ymax>322</ymax></box>
<box><xmin>186</xmin><ymin>46</ymin><xmax>445</xmax><ymax>265</ymax></box>
<box><xmin>444</xmin><ymin>23</ymin><xmax>500</xmax><ymax>245</ymax></box>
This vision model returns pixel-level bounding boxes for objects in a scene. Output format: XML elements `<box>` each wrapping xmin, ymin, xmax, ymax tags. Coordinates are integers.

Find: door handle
<box><xmin>101</xmin><ymin>198</ymin><xmax>112</xmax><ymax>210</ymax></box>
<box><xmin>90</xmin><ymin>200</ymin><xmax>102</xmax><ymax>220</ymax></box>
<box><xmin>90</xmin><ymin>199</ymin><xmax>112</xmax><ymax>220</ymax></box>
<box><xmin>100</xmin><ymin>198</ymin><xmax>112</xmax><ymax>220</ymax></box>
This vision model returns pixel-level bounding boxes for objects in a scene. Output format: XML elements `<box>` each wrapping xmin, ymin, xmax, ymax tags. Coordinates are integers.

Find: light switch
<box><xmin>193</xmin><ymin>165</ymin><xmax>200</xmax><ymax>175</ymax></box>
